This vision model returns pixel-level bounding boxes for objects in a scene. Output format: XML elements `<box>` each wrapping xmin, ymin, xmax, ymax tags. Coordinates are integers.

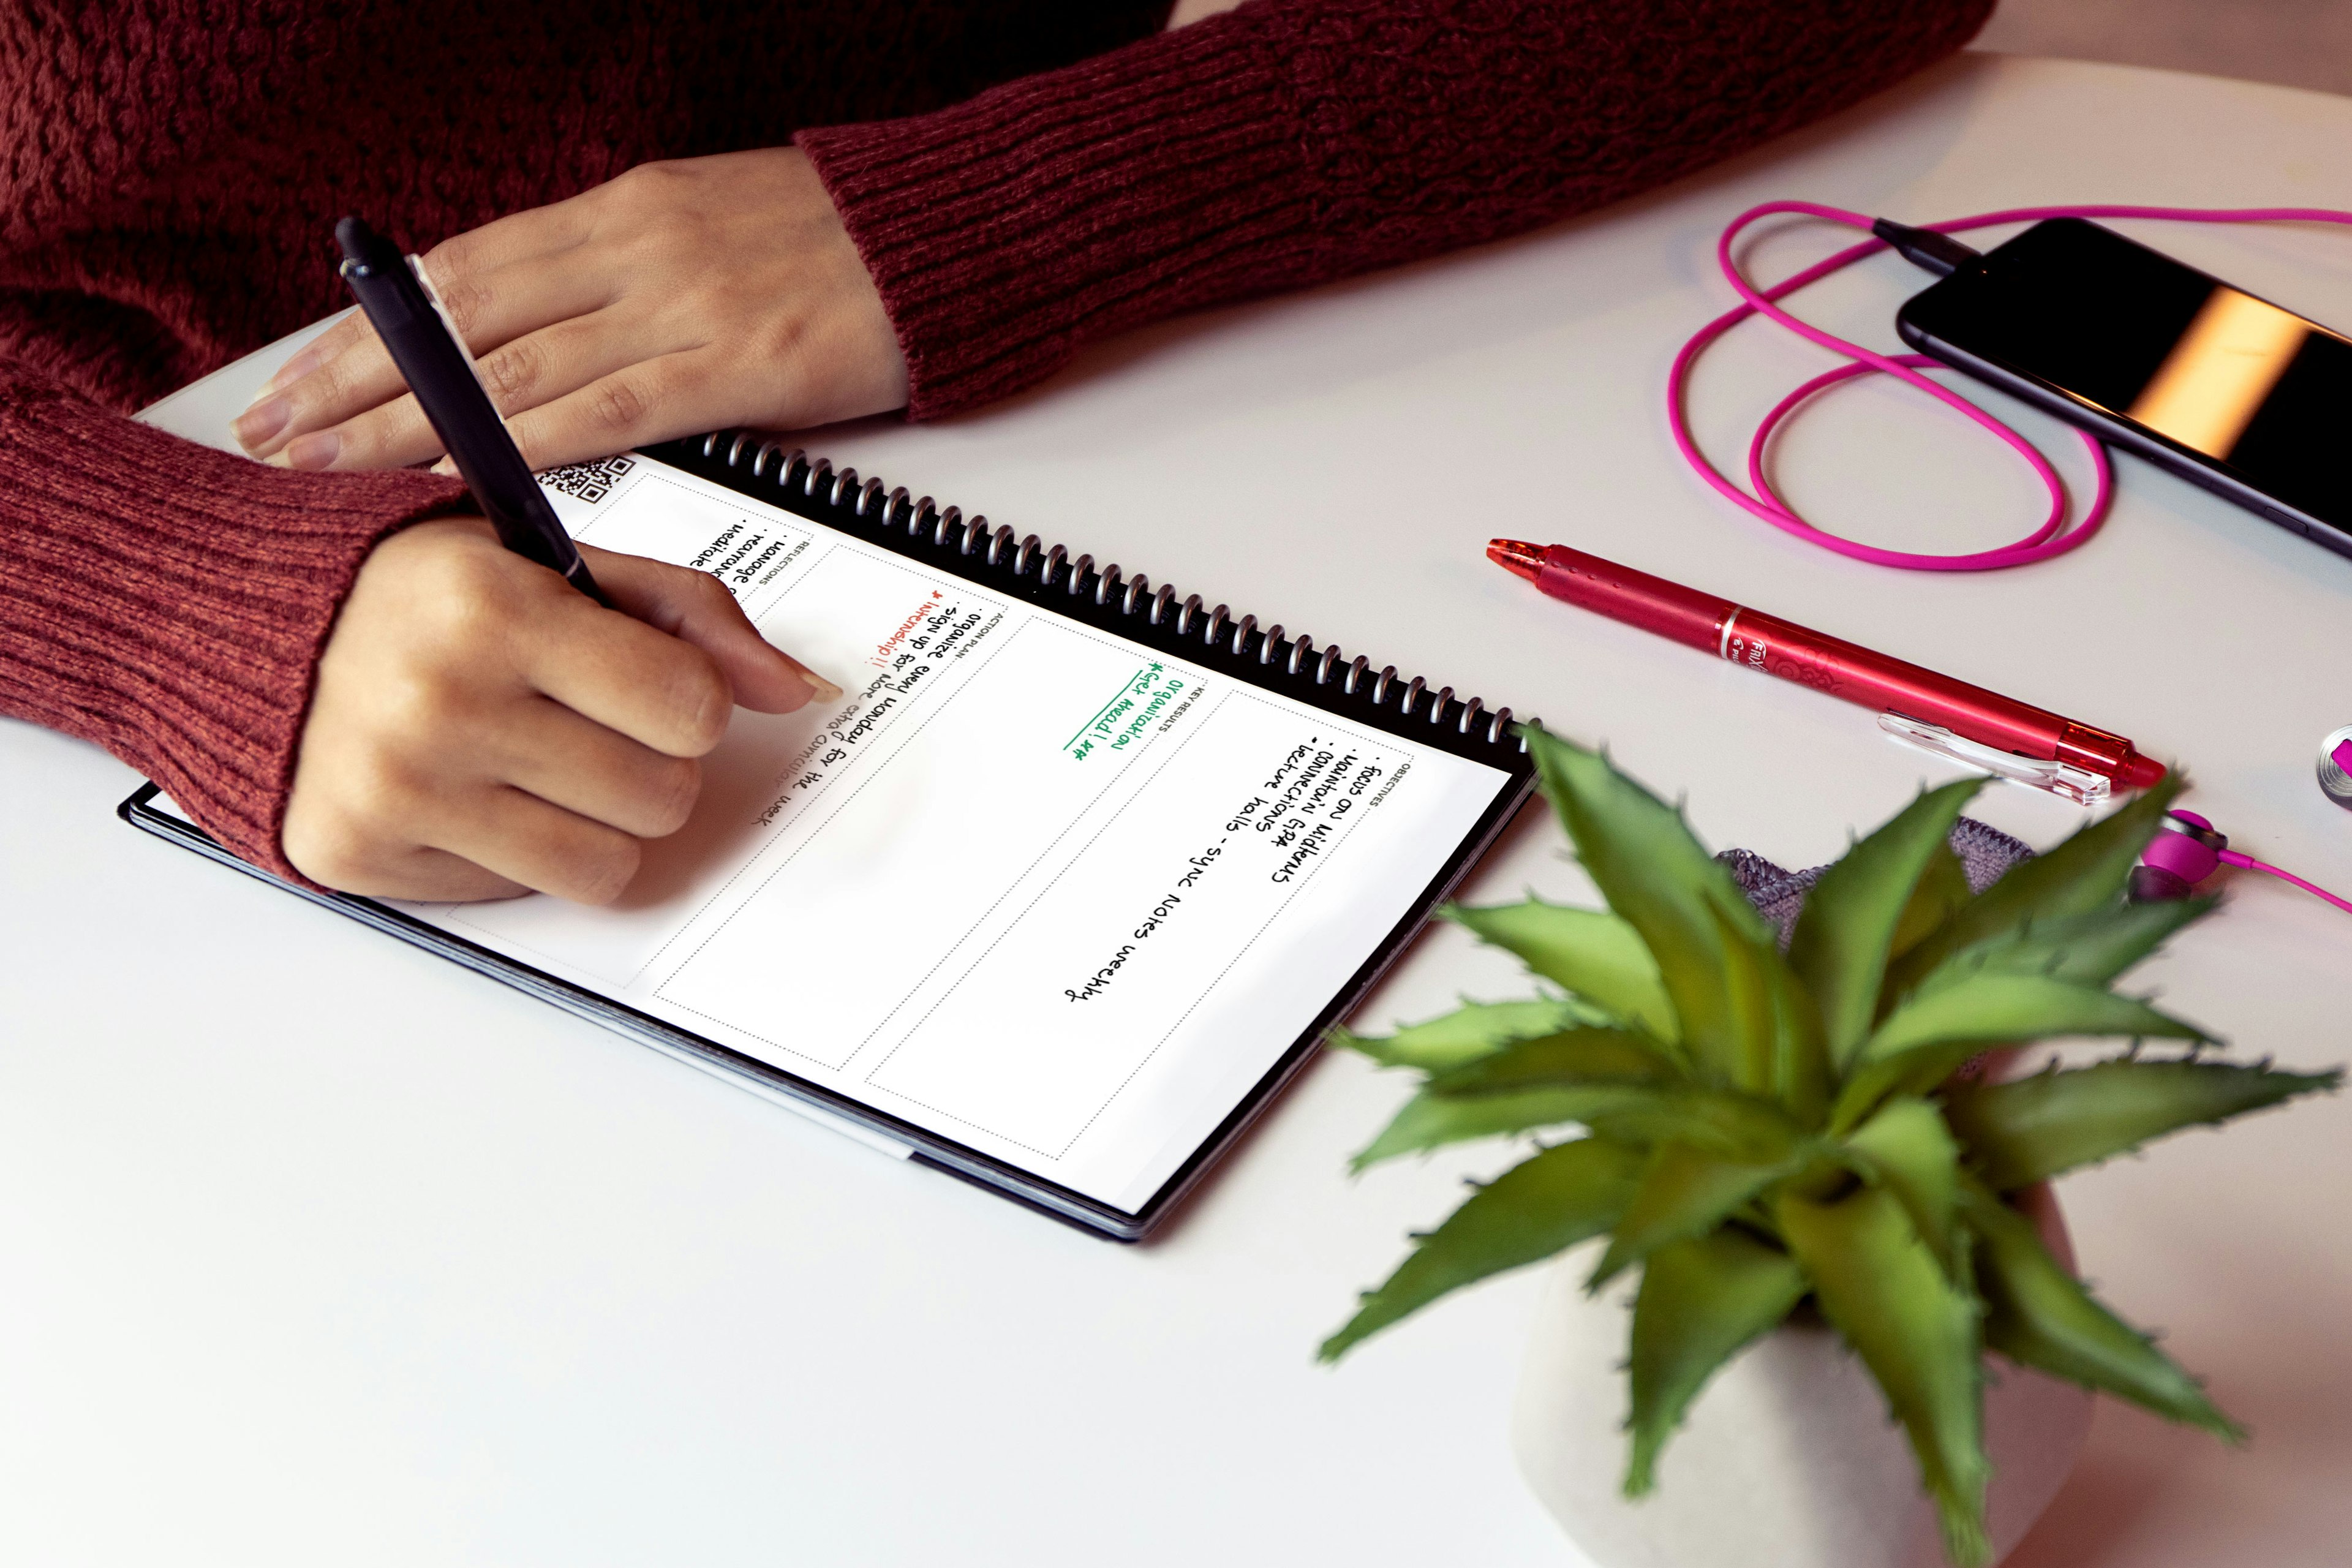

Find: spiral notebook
<box><xmin>125</xmin><ymin>432</ymin><xmax>1536</xmax><ymax>1238</ymax></box>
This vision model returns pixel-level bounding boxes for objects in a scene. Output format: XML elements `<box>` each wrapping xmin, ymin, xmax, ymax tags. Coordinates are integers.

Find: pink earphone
<box><xmin>2132</xmin><ymin>809</ymin><xmax>2352</xmax><ymax>913</ymax></box>
<box><xmin>2129</xmin><ymin>731</ymin><xmax>2352</xmax><ymax>913</ymax></box>
<box><xmin>1672</xmin><ymin>203</ymin><xmax>2352</xmax><ymax>917</ymax></box>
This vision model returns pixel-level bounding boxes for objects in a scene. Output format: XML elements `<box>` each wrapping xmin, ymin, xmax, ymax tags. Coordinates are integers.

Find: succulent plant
<box><xmin>1321</xmin><ymin>726</ymin><xmax>2339</xmax><ymax>1567</ymax></box>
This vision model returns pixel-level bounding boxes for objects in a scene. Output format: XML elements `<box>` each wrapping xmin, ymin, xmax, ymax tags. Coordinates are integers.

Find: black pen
<box><xmin>333</xmin><ymin>216</ymin><xmax>609</xmax><ymax>605</ymax></box>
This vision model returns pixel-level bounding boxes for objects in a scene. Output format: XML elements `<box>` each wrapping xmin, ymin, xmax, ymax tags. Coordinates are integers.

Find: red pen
<box><xmin>1488</xmin><ymin>540</ymin><xmax>2166</xmax><ymax>803</ymax></box>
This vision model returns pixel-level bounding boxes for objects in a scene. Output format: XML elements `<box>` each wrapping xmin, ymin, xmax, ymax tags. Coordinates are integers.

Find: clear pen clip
<box><xmin>1877</xmin><ymin>713</ymin><xmax>2111</xmax><ymax>806</ymax></box>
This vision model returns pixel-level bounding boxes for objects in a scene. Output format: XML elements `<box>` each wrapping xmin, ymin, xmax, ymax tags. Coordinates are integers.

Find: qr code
<box><xmin>540</xmin><ymin>454</ymin><xmax>636</xmax><ymax>504</ymax></box>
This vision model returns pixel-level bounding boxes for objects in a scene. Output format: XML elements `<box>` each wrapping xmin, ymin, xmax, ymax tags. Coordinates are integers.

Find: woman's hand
<box><xmin>233</xmin><ymin>148</ymin><xmax>908</xmax><ymax>474</ymax></box>
<box><xmin>283</xmin><ymin>518</ymin><xmax>839</xmax><ymax>903</ymax></box>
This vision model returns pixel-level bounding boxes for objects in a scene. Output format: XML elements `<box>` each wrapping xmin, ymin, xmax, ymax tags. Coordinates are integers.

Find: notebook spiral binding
<box><xmin>652</xmin><ymin>431</ymin><xmax>1534</xmax><ymax>767</ymax></box>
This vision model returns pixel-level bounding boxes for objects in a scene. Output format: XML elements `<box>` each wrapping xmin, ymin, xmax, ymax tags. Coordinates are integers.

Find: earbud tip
<box><xmin>2320</xmin><ymin>725</ymin><xmax>2352</xmax><ymax>812</ymax></box>
<box><xmin>2128</xmin><ymin>864</ymin><xmax>2196</xmax><ymax>903</ymax></box>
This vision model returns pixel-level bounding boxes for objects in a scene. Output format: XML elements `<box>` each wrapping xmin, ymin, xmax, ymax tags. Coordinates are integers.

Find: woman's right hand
<box><xmin>230</xmin><ymin>147</ymin><xmax>907</xmax><ymax>477</ymax></box>
<box><xmin>283</xmin><ymin>517</ymin><xmax>837</xmax><ymax>903</ymax></box>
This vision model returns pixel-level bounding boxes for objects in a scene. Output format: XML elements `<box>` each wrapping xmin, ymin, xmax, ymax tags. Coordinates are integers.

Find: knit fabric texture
<box><xmin>0</xmin><ymin>376</ymin><xmax>471</xmax><ymax>875</ymax></box>
<box><xmin>1720</xmin><ymin>816</ymin><xmax>2036</xmax><ymax>948</ymax></box>
<box><xmin>0</xmin><ymin>0</ymin><xmax>1988</xmax><ymax>879</ymax></box>
<box><xmin>800</xmin><ymin>0</ymin><xmax>1995</xmax><ymax>415</ymax></box>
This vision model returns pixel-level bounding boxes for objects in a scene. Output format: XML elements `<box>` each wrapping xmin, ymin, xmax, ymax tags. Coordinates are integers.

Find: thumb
<box><xmin>578</xmin><ymin>543</ymin><xmax>842</xmax><ymax>714</ymax></box>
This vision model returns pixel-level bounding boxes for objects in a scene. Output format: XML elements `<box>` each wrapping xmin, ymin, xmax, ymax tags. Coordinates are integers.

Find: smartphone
<box><xmin>1895</xmin><ymin>217</ymin><xmax>2352</xmax><ymax>556</ymax></box>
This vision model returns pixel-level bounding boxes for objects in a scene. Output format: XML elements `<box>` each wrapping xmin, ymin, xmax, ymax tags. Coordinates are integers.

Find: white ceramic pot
<box><xmin>1510</xmin><ymin>1194</ymin><xmax>2092</xmax><ymax>1568</ymax></box>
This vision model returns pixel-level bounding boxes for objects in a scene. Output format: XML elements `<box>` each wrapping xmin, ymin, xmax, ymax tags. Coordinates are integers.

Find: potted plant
<box><xmin>1321</xmin><ymin>726</ymin><xmax>2338</xmax><ymax>1567</ymax></box>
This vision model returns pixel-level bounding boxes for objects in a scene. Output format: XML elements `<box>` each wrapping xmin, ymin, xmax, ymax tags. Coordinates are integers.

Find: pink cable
<box><xmin>2218</xmin><ymin>850</ymin><xmax>2352</xmax><ymax>915</ymax></box>
<box><xmin>1668</xmin><ymin>202</ymin><xmax>2352</xmax><ymax>570</ymax></box>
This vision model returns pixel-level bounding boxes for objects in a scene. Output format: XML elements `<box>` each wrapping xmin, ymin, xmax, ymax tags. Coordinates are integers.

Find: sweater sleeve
<box><xmin>0</xmin><ymin>365</ymin><xmax>470</xmax><ymax>878</ymax></box>
<box><xmin>797</xmin><ymin>0</ymin><xmax>1992</xmax><ymax>418</ymax></box>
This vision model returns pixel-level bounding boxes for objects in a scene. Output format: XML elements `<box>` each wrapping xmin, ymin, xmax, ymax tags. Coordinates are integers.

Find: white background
<box><xmin>7</xmin><ymin>56</ymin><xmax>2350</xmax><ymax>1567</ymax></box>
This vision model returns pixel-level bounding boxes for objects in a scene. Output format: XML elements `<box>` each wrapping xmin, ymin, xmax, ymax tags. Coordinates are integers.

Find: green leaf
<box><xmin>1932</xmin><ymin>898</ymin><xmax>2215</xmax><ymax>990</ymax></box>
<box><xmin>1708</xmin><ymin>894</ymin><xmax>1775</xmax><ymax>1099</ymax></box>
<box><xmin>1702</xmin><ymin>895</ymin><xmax>1815</xmax><ymax>1106</ymax></box>
<box><xmin>1789</xmin><ymin>779</ymin><xmax>1984</xmax><ymax>1068</ymax></box>
<box><xmin>1773</xmin><ymin>984</ymin><xmax>1834</xmax><ymax>1130</ymax></box>
<box><xmin>1832</xmin><ymin>1041</ymin><xmax>2002</xmax><ymax>1140</ymax></box>
<box><xmin>1887</xmin><ymin>777</ymin><xmax>2184</xmax><ymax>998</ymax></box>
<box><xmin>1445</xmin><ymin>902</ymin><xmax>1679</xmax><ymax>1043</ymax></box>
<box><xmin>1945</xmin><ymin>1057</ymin><xmax>2342</xmax><ymax>1190</ymax></box>
<box><xmin>1523</xmin><ymin>726</ymin><xmax>1778</xmax><ymax>1090</ymax></box>
<box><xmin>1624</xmin><ymin>1229</ymin><xmax>1807</xmax><ymax>1496</ymax></box>
<box><xmin>1961</xmin><ymin>1180</ymin><xmax>2241</xmax><ymax>1438</ymax></box>
<box><xmin>1836</xmin><ymin>971</ymin><xmax>2209</xmax><ymax>1133</ymax></box>
<box><xmin>1589</xmin><ymin>1140</ymin><xmax>1801</xmax><ymax>1289</ymax></box>
<box><xmin>1580</xmin><ymin>1087</ymin><xmax>1807</xmax><ymax>1162</ymax></box>
<box><xmin>1842</xmin><ymin>1096</ymin><xmax>1964</xmax><ymax>1273</ymax></box>
<box><xmin>1426</xmin><ymin>1027</ymin><xmax>1679</xmax><ymax>1096</ymax></box>
<box><xmin>1333</xmin><ymin>997</ymin><xmax>1604</xmax><ymax>1073</ymax></box>
<box><xmin>1890</xmin><ymin>843</ymin><xmax>1973</xmax><ymax>963</ymax></box>
<box><xmin>1777</xmin><ymin>1185</ymin><xmax>1991</xmax><ymax>1568</ymax></box>
<box><xmin>1320</xmin><ymin>1139</ymin><xmax>1645</xmax><ymax>1361</ymax></box>
<box><xmin>1870</xmin><ymin>971</ymin><xmax>2209</xmax><ymax>1060</ymax></box>
<box><xmin>1351</xmin><ymin>1084</ymin><xmax>1660</xmax><ymax>1170</ymax></box>
<box><xmin>1731</xmin><ymin>907</ymin><xmax>1834</xmax><ymax>1128</ymax></box>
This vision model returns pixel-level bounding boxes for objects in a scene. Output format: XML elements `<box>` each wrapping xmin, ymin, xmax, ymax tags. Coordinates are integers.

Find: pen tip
<box><xmin>2118</xmin><ymin>752</ymin><xmax>2169</xmax><ymax>791</ymax></box>
<box><xmin>1487</xmin><ymin>538</ymin><xmax>1544</xmax><ymax>582</ymax></box>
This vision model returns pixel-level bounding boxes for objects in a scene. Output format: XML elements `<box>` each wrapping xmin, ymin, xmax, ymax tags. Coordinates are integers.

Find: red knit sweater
<box><xmin>0</xmin><ymin>0</ymin><xmax>1988</xmax><ymax>878</ymax></box>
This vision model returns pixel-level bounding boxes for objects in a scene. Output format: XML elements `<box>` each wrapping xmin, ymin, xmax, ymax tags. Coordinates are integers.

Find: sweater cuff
<box><xmin>0</xmin><ymin>375</ymin><xmax>470</xmax><ymax>880</ymax></box>
<box><xmin>797</xmin><ymin>12</ymin><xmax>1313</xmax><ymax>420</ymax></box>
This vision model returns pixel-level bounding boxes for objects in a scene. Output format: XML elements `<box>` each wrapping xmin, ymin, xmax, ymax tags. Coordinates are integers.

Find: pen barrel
<box><xmin>1520</xmin><ymin>541</ymin><xmax>2149</xmax><ymax>781</ymax></box>
<box><xmin>562</xmin><ymin>553</ymin><xmax>613</xmax><ymax>609</ymax></box>
<box><xmin>337</xmin><ymin>219</ymin><xmax>594</xmax><ymax>597</ymax></box>
<box><xmin>1535</xmin><ymin>546</ymin><xmax>1731</xmax><ymax>653</ymax></box>
<box><xmin>1718</xmin><ymin>608</ymin><xmax>2073</xmax><ymax>758</ymax></box>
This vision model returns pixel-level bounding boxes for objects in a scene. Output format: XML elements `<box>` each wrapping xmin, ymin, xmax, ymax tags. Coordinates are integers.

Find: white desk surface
<box><xmin>7</xmin><ymin>54</ymin><xmax>2349</xmax><ymax>1568</ymax></box>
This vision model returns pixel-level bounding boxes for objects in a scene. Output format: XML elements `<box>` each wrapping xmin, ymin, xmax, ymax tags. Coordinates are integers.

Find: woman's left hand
<box><xmin>233</xmin><ymin>147</ymin><xmax>909</xmax><ymax>474</ymax></box>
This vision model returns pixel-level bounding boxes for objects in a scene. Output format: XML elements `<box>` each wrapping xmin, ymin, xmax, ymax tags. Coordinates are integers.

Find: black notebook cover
<box><xmin>126</xmin><ymin>432</ymin><xmax>1537</xmax><ymax>1240</ymax></box>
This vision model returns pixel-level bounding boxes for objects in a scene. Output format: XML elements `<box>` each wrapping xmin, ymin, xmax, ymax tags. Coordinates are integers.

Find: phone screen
<box><xmin>1897</xmin><ymin>218</ymin><xmax>2352</xmax><ymax>536</ymax></box>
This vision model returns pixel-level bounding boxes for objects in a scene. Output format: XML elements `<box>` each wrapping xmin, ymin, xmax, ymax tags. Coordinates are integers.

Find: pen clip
<box><xmin>1877</xmin><ymin>713</ymin><xmax>2111</xmax><ymax>806</ymax></box>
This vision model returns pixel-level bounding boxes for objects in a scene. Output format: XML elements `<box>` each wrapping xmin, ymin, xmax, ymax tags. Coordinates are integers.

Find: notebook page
<box><xmin>384</xmin><ymin>457</ymin><xmax>1514</xmax><ymax>1212</ymax></box>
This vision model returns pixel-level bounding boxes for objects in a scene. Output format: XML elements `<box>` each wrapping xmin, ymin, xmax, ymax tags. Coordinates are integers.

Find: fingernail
<box><xmin>281</xmin><ymin>431</ymin><xmax>341</xmax><ymax>470</ymax></box>
<box><xmin>232</xmin><ymin>396</ymin><xmax>289</xmax><ymax>450</ymax></box>
<box><xmin>257</xmin><ymin>345</ymin><xmax>323</xmax><ymax>398</ymax></box>
<box><xmin>799</xmin><ymin>668</ymin><xmax>843</xmax><ymax>703</ymax></box>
